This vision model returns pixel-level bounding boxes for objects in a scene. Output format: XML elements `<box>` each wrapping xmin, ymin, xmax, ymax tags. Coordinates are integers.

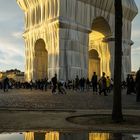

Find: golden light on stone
<box><xmin>89</xmin><ymin>133</ymin><xmax>110</xmax><ymax>140</ymax></box>
<box><xmin>45</xmin><ymin>132</ymin><xmax>59</xmax><ymax>140</ymax></box>
<box><xmin>17</xmin><ymin>0</ymin><xmax>138</xmax><ymax>81</ymax></box>
<box><xmin>24</xmin><ymin>132</ymin><xmax>59</xmax><ymax>140</ymax></box>
<box><xmin>89</xmin><ymin>31</ymin><xmax>111</xmax><ymax>80</ymax></box>
<box><xmin>24</xmin><ymin>132</ymin><xmax>34</xmax><ymax>140</ymax></box>
<box><xmin>24</xmin><ymin>132</ymin><xmax>112</xmax><ymax>140</ymax></box>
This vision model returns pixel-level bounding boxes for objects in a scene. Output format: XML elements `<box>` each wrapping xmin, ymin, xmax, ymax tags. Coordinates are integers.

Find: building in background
<box><xmin>17</xmin><ymin>0</ymin><xmax>138</xmax><ymax>81</ymax></box>
<box><xmin>0</xmin><ymin>69</ymin><xmax>24</xmax><ymax>82</ymax></box>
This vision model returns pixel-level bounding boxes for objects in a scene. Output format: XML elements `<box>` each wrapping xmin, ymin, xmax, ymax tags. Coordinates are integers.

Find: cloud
<box><xmin>0</xmin><ymin>0</ymin><xmax>25</xmax><ymax>71</ymax></box>
<box><xmin>0</xmin><ymin>38</ymin><xmax>24</xmax><ymax>55</ymax></box>
<box><xmin>0</xmin><ymin>37</ymin><xmax>24</xmax><ymax>71</ymax></box>
<box><xmin>12</xmin><ymin>31</ymin><xmax>23</xmax><ymax>39</ymax></box>
<box><xmin>132</xmin><ymin>30</ymin><xmax>140</xmax><ymax>39</ymax></box>
<box><xmin>132</xmin><ymin>47</ymin><xmax>140</xmax><ymax>55</ymax></box>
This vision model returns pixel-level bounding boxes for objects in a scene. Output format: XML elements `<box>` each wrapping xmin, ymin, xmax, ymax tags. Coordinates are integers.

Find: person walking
<box><xmin>58</xmin><ymin>80</ymin><xmax>66</xmax><ymax>94</ymax></box>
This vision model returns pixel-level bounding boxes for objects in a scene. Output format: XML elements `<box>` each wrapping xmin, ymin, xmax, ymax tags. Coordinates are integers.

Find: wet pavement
<box><xmin>1</xmin><ymin>131</ymin><xmax>140</xmax><ymax>140</ymax></box>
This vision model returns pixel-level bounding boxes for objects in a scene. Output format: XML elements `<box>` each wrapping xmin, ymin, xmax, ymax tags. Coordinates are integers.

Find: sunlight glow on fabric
<box><xmin>89</xmin><ymin>31</ymin><xmax>111</xmax><ymax>80</ymax></box>
<box><xmin>17</xmin><ymin>0</ymin><xmax>138</xmax><ymax>81</ymax></box>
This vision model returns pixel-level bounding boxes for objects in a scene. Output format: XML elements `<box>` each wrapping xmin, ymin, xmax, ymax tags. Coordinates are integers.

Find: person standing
<box><xmin>51</xmin><ymin>74</ymin><xmax>57</xmax><ymax>94</ymax></box>
<box><xmin>3</xmin><ymin>77</ymin><xmax>9</xmax><ymax>92</ymax></box>
<box><xmin>135</xmin><ymin>68</ymin><xmax>140</xmax><ymax>102</ymax></box>
<box><xmin>80</xmin><ymin>77</ymin><xmax>85</xmax><ymax>92</ymax></box>
<box><xmin>126</xmin><ymin>74</ymin><xmax>131</xmax><ymax>94</ymax></box>
<box><xmin>86</xmin><ymin>78</ymin><xmax>90</xmax><ymax>91</ymax></box>
<box><xmin>44</xmin><ymin>78</ymin><xmax>48</xmax><ymax>91</ymax></box>
<box><xmin>75</xmin><ymin>75</ymin><xmax>79</xmax><ymax>91</ymax></box>
<box><xmin>91</xmin><ymin>72</ymin><xmax>98</xmax><ymax>93</ymax></box>
<box><xmin>99</xmin><ymin>72</ymin><xmax>107</xmax><ymax>96</ymax></box>
<box><xmin>30</xmin><ymin>80</ymin><xmax>33</xmax><ymax>90</ymax></box>
<box><xmin>126</xmin><ymin>74</ymin><xmax>135</xmax><ymax>95</ymax></box>
<box><xmin>106</xmin><ymin>76</ymin><xmax>111</xmax><ymax>93</ymax></box>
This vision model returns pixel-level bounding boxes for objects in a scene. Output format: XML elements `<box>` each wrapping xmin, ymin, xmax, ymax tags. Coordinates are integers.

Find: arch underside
<box><xmin>88</xmin><ymin>49</ymin><xmax>100</xmax><ymax>80</ymax></box>
<box><xmin>88</xmin><ymin>17</ymin><xmax>111</xmax><ymax>79</ymax></box>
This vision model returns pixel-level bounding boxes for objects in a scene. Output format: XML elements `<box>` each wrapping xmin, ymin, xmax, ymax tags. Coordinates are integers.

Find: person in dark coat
<box><xmin>80</xmin><ymin>77</ymin><xmax>85</xmax><ymax>92</ymax></box>
<box><xmin>91</xmin><ymin>72</ymin><xmax>98</xmax><ymax>93</ymax></box>
<box><xmin>3</xmin><ymin>77</ymin><xmax>9</xmax><ymax>92</ymax></box>
<box><xmin>44</xmin><ymin>78</ymin><xmax>48</xmax><ymax>91</ymax></box>
<box><xmin>129</xmin><ymin>75</ymin><xmax>135</xmax><ymax>94</ymax></box>
<box><xmin>86</xmin><ymin>78</ymin><xmax>90</xmax><ymax>91</ymax></box>
<box><xmin>51</xmin><ymin>74</ymin><xmax>57</xmax><ymax>94</ymax></box>
<box><xmin>135</xmin><ymin>68</ymin><xmax>140</xmax><ymax>102</ymax></box>
<box><xmin>99</xmin><ymin>72</ymin><xmax>107</xmax><ymax>96</ymax></box>
<box><xmin>126</xmin><ymin>74</ymin><xmax>131</xmax><ymax>94</ymax></box>
<box><xmin>75</xmin><ymin>75</ymin><xmax>79</xmax><ymax>91</ymax></box>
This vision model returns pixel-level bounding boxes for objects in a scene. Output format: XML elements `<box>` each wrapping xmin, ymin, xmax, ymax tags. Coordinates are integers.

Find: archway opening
<box><xmin>88</xmin><ymin>17</ymin><xmax>112</xmax><ymax>79</ymax></box>
<box><xmin>88</xmin><ymin>49</ymin><xmax>100</xmax><ymax>80</ymax></box>
<box><xmin>34</xmin><ymin>39</ymin><xmax>48</xmax><ymax>80</ymax></box>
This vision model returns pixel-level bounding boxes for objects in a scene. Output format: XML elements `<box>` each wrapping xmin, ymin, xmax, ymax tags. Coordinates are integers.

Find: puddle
<box><xmin>0</xmin><ymin>132</ymin><xmax>140</xmax><ymax>140</ymax></box>
<box><xmin>0</xmin><ymin>133</ymin><xmax>24</xmax><ymax>140</ymax></box>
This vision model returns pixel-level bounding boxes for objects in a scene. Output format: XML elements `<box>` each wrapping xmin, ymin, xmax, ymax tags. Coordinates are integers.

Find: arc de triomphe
<box><xmin>17</xmin><ymin>0</ymin><xmax>138</xmax><ymax>81</ymax></box>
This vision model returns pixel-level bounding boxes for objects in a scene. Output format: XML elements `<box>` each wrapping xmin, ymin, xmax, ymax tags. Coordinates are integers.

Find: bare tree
<box><xmin>112</xmin><ymin>0</ymin><xmax>123</xmax><ymax>122</ymax></box>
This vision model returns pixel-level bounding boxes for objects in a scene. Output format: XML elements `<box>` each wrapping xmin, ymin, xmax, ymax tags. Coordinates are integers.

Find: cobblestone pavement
<box><xmin>0</xmin><ymin>89</ymin><xmax>140</xmax><ymax>132</ymax></box>
<box><xmin>0</xmin><ymin>89</ymin><xmax>139</xmax><ymax>110</ymax></box>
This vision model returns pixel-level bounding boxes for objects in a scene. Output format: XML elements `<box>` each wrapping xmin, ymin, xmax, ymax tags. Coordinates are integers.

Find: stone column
<box><xmin>59</xmin><ymin>24</ymin><xmax>90</xmax><ymax>80</ymax></box>
<box><xmin>107</xmin><ymin>38</ymin><xmax>115</xmax><ymax>79</ymax></box>
<box><xmin>122</xmin><ymin>40</ymin><xmax>133</xmax><ymax>80</ymax></box>
<box><xmin>107</xmin><ymin>37</ymin><xmax>132</xmax><ymax>81</ymax></box>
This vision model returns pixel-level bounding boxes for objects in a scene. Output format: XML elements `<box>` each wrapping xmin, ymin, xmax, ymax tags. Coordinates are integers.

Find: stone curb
<box><xmin>0</xmin><ymin>108</ymin><xmax>140</xmax><ymax>116</ymax></box>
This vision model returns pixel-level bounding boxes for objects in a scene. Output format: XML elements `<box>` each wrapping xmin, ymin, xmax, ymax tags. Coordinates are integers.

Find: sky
<box><xmin>131</xmin><ymin>0</ymin><xmax>140</xmax><ymax>71</ymax></box>
<box><xmin>0</xmin><ymin>0</ymin><xmax>140</xmax><ymax>72</ymax></box>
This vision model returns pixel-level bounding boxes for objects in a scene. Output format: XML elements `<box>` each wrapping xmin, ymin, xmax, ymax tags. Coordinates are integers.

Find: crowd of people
<box><xmin>0</xmin><ymin>69</ymin><xmax>140</xmax><ymax>101</ymax></box>
<box><xmin>0</xmin><ymin>72</ymin><xmax>112</xmax><ymax>95</ymax></box>
<box><xmin>0</xmin><ymin>72</ymin><xmax>116</xmax><ymax>95</ymax></box>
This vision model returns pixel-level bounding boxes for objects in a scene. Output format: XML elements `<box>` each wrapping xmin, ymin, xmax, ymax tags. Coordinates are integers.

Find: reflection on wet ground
<box><xmin>0</xmin><ymin>132</ymin><xmax>140</xmax><ymax>140</ymax></box>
